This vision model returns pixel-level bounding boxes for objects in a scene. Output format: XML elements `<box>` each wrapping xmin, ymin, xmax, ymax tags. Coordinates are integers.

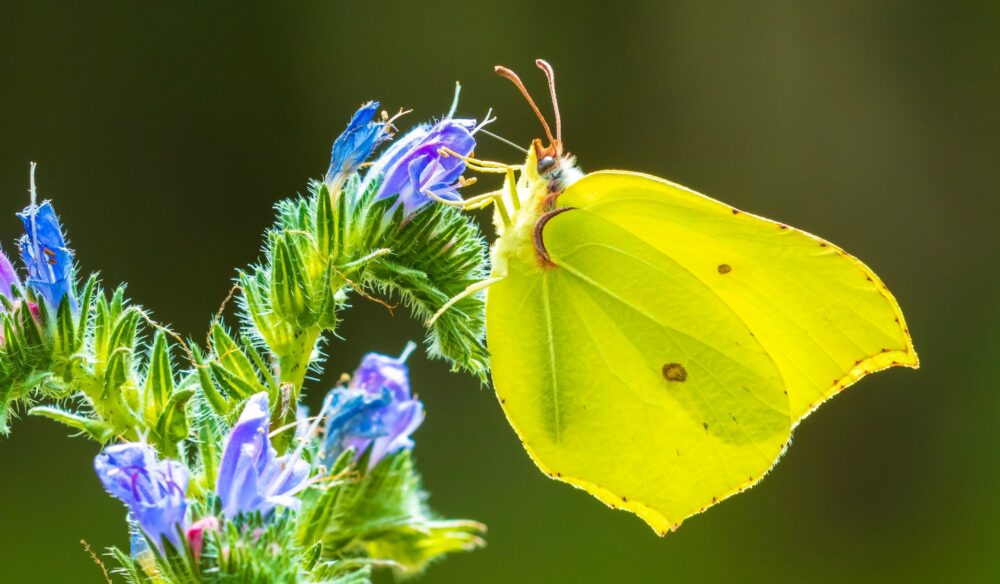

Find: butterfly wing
<box><xmin>555</xmin><ymin>171</ymin><xmax>918</xmax><ymax>421</ymax></box>
<box><xmin>486</xmin><ymin>170</ymin><xmax>916</xmax><ymax>533</ymax></box>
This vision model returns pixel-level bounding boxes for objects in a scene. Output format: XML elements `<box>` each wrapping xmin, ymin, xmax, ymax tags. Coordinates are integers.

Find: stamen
<box><xmin>495</xmin><ymin>65</ymin><xmax>556</xmax><ymax>145</ymax></box>
<box><xmin>28</xmin><ymin>162</ymin><xmax>38</xmax><ymax>268</ymax></box>
<box><xmin>266</xmin><ymin>393</ymin><xmax>333</xmax><ymax>497</ymax></box>
<box><xmin>473</xmin><ymin>107</ymin><xmax>497</xmax><ymax>134</ymax></box>
<box><xmin>478</xmin><ymin>128</ymin><xmax>528</xmax><ymax>154</ymax></box>
<box><xmin>29</xmin><ymin>161</ymin><xmax>37</xmax><ymax>207</ymax></box>
<box><xmin>384</xmin><ymin>107</ymin><xmax>412</xmax><ymax>135</ymax></box>
<box><xmin>398</xmin><ymin>341</ymin><xmax>417</xmax><ymax>362</ymax></box>
<box><xmin>448</xmin><ymin>81</ymin><xmax>462</xmax><ymax>118</ymax></box>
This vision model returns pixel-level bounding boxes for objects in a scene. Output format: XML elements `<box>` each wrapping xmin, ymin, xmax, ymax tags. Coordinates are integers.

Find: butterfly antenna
<box><xmin>535</xmin><ymin>59</ymin><xmax>561</xmax><ymax>144</ymax></box>
<box><xmin>495</xmin><ymin>65</ymin><xmax>556</xmax><ymax>145</ymax></box>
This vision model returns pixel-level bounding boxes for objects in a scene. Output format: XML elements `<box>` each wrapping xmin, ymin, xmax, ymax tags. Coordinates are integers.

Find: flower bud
<box><xmin>17</xmin><ymin>201</ymin><xmax>74</xmax><ymax>311</ymax></box>
<box><xmin>325</xmin><ymin>101</ymin><xmax>391</xmax><ymax>192</ymax></box>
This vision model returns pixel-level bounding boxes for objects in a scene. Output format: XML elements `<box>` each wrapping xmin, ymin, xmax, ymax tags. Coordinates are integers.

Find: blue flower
<box><xmin>325</xmin><ymin>101</ymin><xmax>391</xmax><ymax>190</ymax></box>
<box><xmin>361</xmin><ymin>115</ymin><xmax>478</xmax><ymax>216</ymax></box>
<box><xmin>323</xmin><ymin>344</ymin><xmax>424</xmax><ymax>469</ymax></box>
<box><xmin>94</xmin><ymin>443</ymin><xmax>189</xmax><ymax>551</ymax></box>
<box><xmin>216</xmin><ymin>392</ymin><xmax>310</xmax><ymax>519</ymax></box>
<box><xmin>17</xmin><ymin>201</ymin><xmax>73</xmax><ymax>311</ymax></box>
<box><xmin>0</xmin><ymin>249</ymin><xmax>22</xmax><ymax>303</ymax></box>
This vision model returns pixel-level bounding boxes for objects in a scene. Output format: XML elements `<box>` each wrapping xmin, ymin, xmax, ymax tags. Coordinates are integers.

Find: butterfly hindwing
<box><xmin>487</xmin><ymin>197</ymin><xmax>793</xmax><ymax>532</ymax></box>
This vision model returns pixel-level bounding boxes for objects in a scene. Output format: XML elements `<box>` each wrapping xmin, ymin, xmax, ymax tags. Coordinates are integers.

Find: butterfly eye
<box><xmin>538</xmin><ymin>156</ymin><xmax>556</xmax><ymax>173</ymax></box>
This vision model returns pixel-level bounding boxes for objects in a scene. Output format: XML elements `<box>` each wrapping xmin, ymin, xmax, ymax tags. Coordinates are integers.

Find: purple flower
<box><xmin>323</xmin><ymin>344</ymin><xmax>424</xmax><ymax>469</ymax></box>
<box><xmin>94</xmin><ymin>443</ymin><xmax>189</xmax><ymax>551</ymax></box>
<box><xmin>0</xmin><ymin>249</ymin><xmax>22</xmax><ymax>302</ymax></box>
<box><xmin>361</xmin><ymin>115</ymin><xmax>478</xmax><ymax>216</ymax></box>
<box><xmin>17</xmin><ymin>201</ymin><xmax>73</xmax><ymax>311</ymax></box>
<box><xmin>216</xmin><ymin>393</ymin><xmax>310</xmax><ymax>519</ymax></box>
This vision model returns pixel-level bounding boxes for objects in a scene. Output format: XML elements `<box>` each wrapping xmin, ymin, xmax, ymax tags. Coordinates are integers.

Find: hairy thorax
<box><xmin>491</xmin><ymin>144</ymin><xmax>583</xmax><ymax>276</ymax></box>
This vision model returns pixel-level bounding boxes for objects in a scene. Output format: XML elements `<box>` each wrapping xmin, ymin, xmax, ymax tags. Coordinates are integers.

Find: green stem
<box><xmin>273</xmin><ymin>327</ymin><xmax>322</xmax><ymax>450</ymax></box>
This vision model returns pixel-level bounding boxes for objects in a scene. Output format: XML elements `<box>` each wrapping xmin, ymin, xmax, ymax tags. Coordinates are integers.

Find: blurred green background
<box><xmin>1</xmin><ymin>1</ymin><xmax>997</xmax><ymax>582</ymax></box>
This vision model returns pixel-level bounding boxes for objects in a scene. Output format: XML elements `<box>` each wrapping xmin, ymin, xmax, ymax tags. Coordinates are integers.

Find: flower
<box><xmin>361</xmin><ymin>115</ymin><xmax>478</xmax><ymax>215</ymax></box>
<box><xmin>325</xmin><ymin>101</ymin><xmax>391</xmax><ymax>190</ymax></box>
<box><xmin>94</xmin><ymin>443</ymin><xmax>189</xmax><ymax>551</ymax></box>
<box><xmin>0</xmin><ymin>249</ymin><xmax>22</xmax><ymax>302</ymax></box>
<box><xmin>216</xmin><ymin>392</ymin><xmax>310</xmax><ymax>519</ymax></box>
<box><xmin>17</xmin><ymin>201</ymin><xmax>73</xmax><ymax>311</ymax></box>
<box><xmin>323</xmin><ymin>344</ymin><xmax>424</xmax><ymax>469</ymax></box>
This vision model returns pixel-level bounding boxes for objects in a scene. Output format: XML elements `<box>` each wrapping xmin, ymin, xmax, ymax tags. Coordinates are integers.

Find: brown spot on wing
<box><xmin>662</xmin><ymin>362</ymin><xmax>687</xmax><ymax>382</ymax></box>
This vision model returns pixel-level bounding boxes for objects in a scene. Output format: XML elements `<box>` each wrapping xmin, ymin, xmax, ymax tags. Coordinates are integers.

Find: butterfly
<box><xmin>430</xmin><ymin>60</ymin><xmax>918</xmax><ymax>534</ymax></box>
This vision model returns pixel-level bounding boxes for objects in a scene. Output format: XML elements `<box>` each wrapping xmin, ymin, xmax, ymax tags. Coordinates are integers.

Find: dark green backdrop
<box><xmin>1</xmin><ymin>1</ymin><xmax>997</xmax><ymax>582</ymax></box>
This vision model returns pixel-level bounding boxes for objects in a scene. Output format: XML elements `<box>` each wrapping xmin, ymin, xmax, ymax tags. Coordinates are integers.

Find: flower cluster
<box><xmin>2</xmin><ymin>92</ymin><xmax>489</xmax><ymax>582</ymax></box>
<box><xmin>94</xmin><ymin>350</ymin><xmax>434</xmax><ymax>569</ymax></box>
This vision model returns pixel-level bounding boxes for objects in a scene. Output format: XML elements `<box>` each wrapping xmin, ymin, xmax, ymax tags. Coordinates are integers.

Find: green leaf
<box><xmin>315</xmin><ymin>261</ymin><xmax>341</xmax><ymax>331</ymax></box>
<box><xmin>108</xmin><ymin>308</ymin><xmax>142</xmax><ymax>353</ymax></box>
<box><xmin>311</xmin><ymin>562</ymin><xmax>372</xmax><ymax>584</ymax></box>
<box><xmin>211</xmin><ymin>323</ymin><xmax>259</xmax><ymax>386</ymax></box>
<box><xmin>240</xmin><ymin>335</ymin><xmax>278</xmax><ymax>394</ymax></box>
<box><xmin>143</xmin><ymin>331</ymin><xmax>174</xmax><ymax>420</ymax></box>
<box><xmin>54</xmin><ymin>294</ymin><xmax>76</xmax><ymax>355</ymax></box>
<box><xmin>302</xmin><ymin>541</ymin><xmax>323</xmax><ymax>571</ymax></box>
<box><xmin>92</xmin><ymin>291</ymin><xmax>112</xmax><ymax>365</ymax></box>
<box><xmin>195</xmin><ymin>395</ymin><xmax>222</xmax><ymax>490</ymax></box>
<box><xmin>359</xmin><ymin>197</ymin><xmax>489</xmax><ymax>380</ymax></box>
<box><xmin>271</xmin><ymin>234</ymin><xmax>313</xmax><ymax>326</ymax></box>
<box><xmin>74</xmin><ymin>274</ymin><xmax>99</xmax><ymax>349</ymax></box>
<box><xmin>311</xmin><ymin>451</ymin><xmax>485</xmax><ymax>573</ymax></box>
<box><xmin>191</xmin><ymin>344</ymin><xmax>230</xmax><ymax>417</ymax></box>
<box><xmin>103</xmin><ymin>348</ymin><xmax>131</xmax><ymax>398</ymax></box>
<box><xmin>155</xmin><ymin>388</ymin><xmax>195</xmax><ymax>454</ymax></box>
<box><xmin>315</xmin><ymin>183</ymin><xmax>335</xmax><ymax>258</ymax></box>
<box><xmin>29</xmin><ymin>406</ymin><xmax>115</xmax><ymax>442</ymax></box>
<box><xmin>107</xmin><ymin>546</ymin><xmax>151</xmax><ymax>584</ymax></box>
<box><xmin>209</xmin><ymin>361</ymin><xmax>258</xmax><ymax>400</ymax></box>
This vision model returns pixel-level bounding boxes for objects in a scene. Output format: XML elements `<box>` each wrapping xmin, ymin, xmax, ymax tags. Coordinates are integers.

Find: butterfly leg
<box><xmin>437</xmin><ymin>147</ymin><xmax>523</xmax><ymax>218</ymax></box>
<box><xmin>427</xmin><ymin>276</ymin><xmax>506</xmax><ymax>326</ymax></box>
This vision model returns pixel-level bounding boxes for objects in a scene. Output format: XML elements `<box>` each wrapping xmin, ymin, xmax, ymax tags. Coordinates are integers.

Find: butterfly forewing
<box><xmin>556</xmin><ymin>171</ymin><xmax>918</xmax><ymax>422</ymax></box>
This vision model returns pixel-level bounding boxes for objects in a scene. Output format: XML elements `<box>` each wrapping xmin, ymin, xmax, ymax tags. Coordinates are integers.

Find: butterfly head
<box><xmin>496</xmin><ymin>60</ymin><xmax>581</xmax><ymax>196</ymax></box>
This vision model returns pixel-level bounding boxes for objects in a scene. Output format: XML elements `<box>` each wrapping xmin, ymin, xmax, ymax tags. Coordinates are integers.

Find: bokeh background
<box><xmin>1</xmin><ymin>1</ymin><xmax>997</xmax><ymax>582</ymax></box>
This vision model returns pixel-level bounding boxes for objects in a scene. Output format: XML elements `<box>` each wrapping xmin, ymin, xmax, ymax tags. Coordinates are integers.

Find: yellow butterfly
<box><xmin>431</xmin><ymin>60</ymin><xmax>918</xmax><ymax>534</ymax></box>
